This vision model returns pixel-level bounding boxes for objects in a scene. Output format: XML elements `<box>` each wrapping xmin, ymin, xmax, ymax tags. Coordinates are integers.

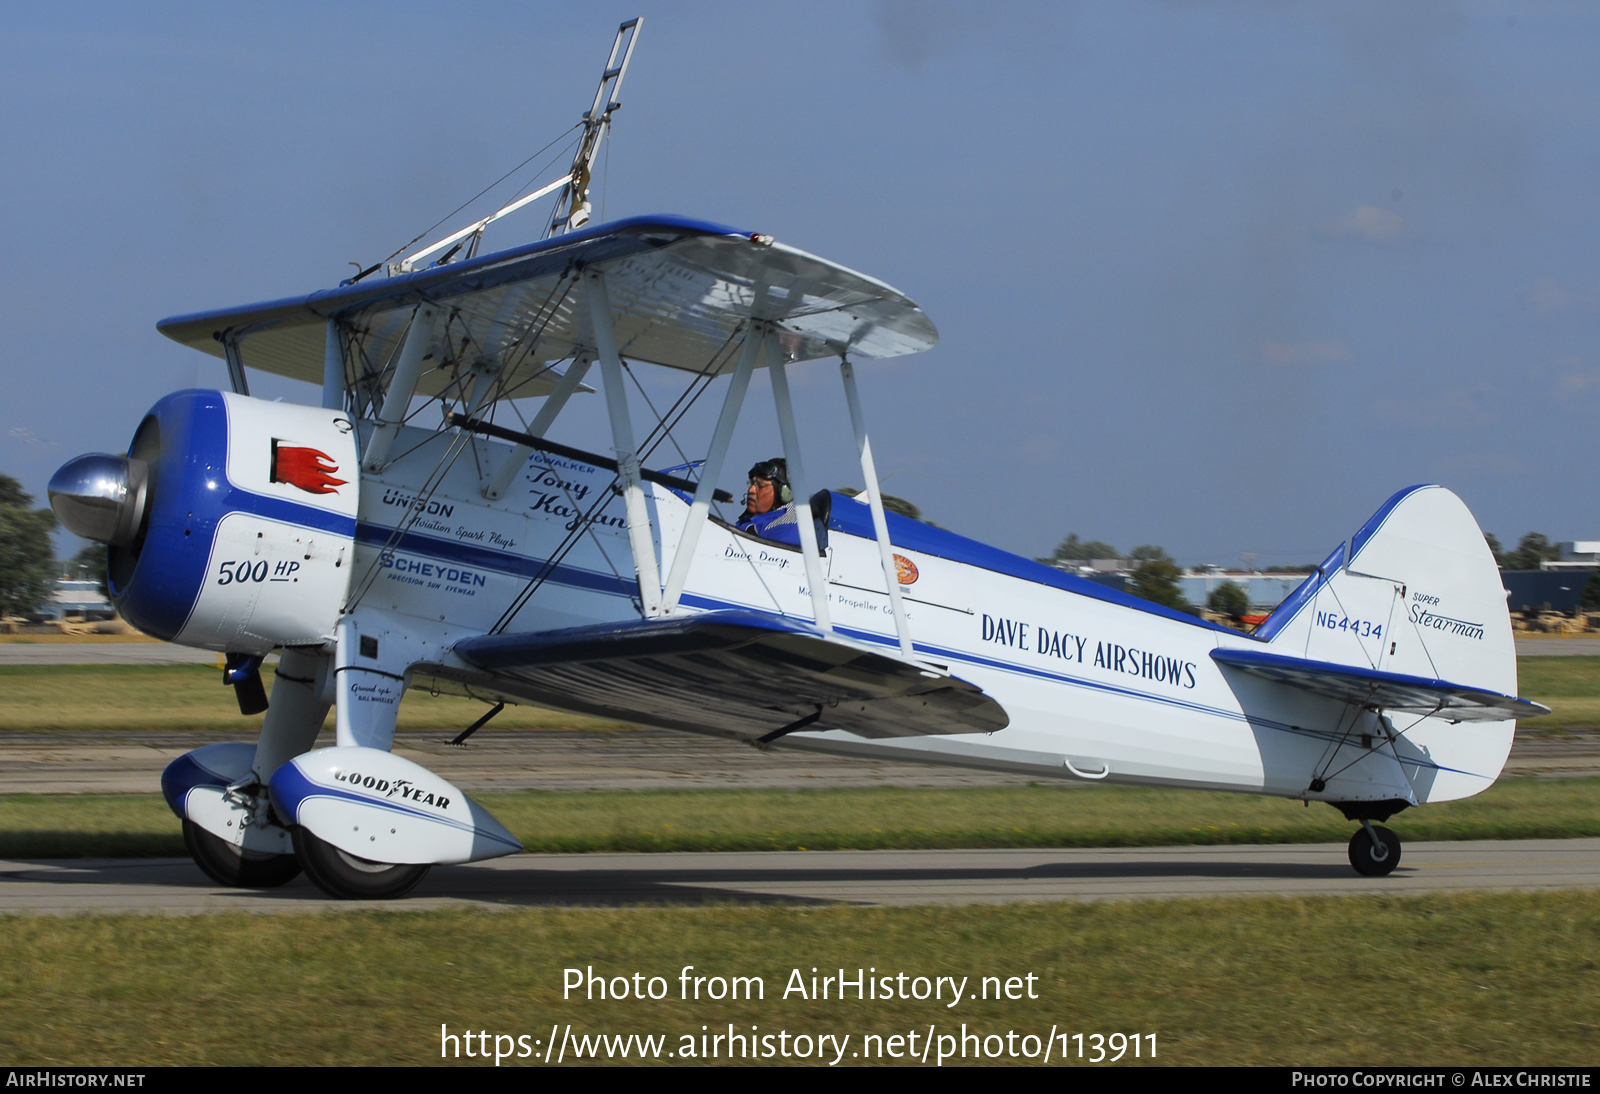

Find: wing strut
<box><xmin>221</xmin><ymin>333</ymin><xmax>249</xmax><ymax>396</ymax></box>
<box><xmin>660</xmin><ymin>320</ymin><xmax>764</xmax><ymax>613</ymax></box>
<box><xmin>482</xmin><ymin>353</ymin><xmax>595</xmax><ymax>500</ymax></box>
<box><xmin>586</xmin><ymin>268</ymin><xmax>664</xmax><ymax>617</ymax></box>
<box><xmin>322</xmin><ymin>321</ymin><xmax>344</xmax><ymax>411</ymax></box>
<box><xmin>768</xmin><ymin>332</ymin><xmax>832</xmax><ymax>633</ymax></box>
<box><xmin>840</xmin><ymin>356</ymin><xmax>914</xmax><ymax>658</ymax></box>
<box><xmin>363</xmin><ymin>305</ymin><xmax>439</xmax><ymax>471</ymax></box>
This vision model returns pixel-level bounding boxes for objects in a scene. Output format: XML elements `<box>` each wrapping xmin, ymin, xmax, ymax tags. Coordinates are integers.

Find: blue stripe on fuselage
<box><xmin>361</xmin><ymin>521</ymin><xmax>1473</xmax><ymax>776</ymax></box>
<box><xmin>355</xmin><ymin>522</ymin><xmax>635</xmax><ymax>597</ymax></box>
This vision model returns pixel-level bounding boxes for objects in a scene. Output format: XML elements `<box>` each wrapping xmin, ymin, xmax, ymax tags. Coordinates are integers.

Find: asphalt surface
<box><xmin>3</xmin><ymin>839</ymin><xmax>1597</xmax><ymax>915</ymax></box>
<box><xmin>1514</xmin><ymin>637</ymin><xmax>1600</xmax><ymax>656</ymax></box>
<box><xmin>0</xmin><ymin>642</ymin><xmax>230</xmax><ymax>665</ymax></box>
<box><xmin>3</xmin><ymin>725</ymin><xmax>1594</xmax><ymax>796</ymax></box>
<box><xmin>0</xmin><ymin>728</ymin><xmax>1041</xmax><ymax>795</ymax></box>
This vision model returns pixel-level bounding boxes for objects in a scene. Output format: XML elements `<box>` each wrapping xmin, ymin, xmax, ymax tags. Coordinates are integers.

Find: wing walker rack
<box><xmin>215</xmin><ymin>17</ymin><xmax>919</xmax><ymax>664</ymax></box>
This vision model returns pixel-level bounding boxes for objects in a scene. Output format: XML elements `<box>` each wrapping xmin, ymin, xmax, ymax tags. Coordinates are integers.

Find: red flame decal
<box><xmin>271</xmin><ymin>443</ymin><xmax>347</xmax><ymax>495</ymax></box>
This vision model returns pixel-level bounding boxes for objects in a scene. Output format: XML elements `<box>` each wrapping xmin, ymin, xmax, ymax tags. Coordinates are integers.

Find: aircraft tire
<box><xmin>182</xmin><ymin>819</ymin><xmax>303</xmax><ymax>889</ymax></box>
<box><xmin>1347</xmin><ymin>826</ymin><xmax>1402</xmax><ymax>877</ymax></box>
<box><xmin>291</xmin><ymin>826</ymin><xmax>431</xmax><ymax>900</ymax></box>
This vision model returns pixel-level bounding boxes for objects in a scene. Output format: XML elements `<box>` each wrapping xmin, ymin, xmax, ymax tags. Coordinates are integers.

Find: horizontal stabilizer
<box><xmin>1211</xmin><ymin>647</ymin><xmax>1549</xmax><ymax>722</ymax></box>
<box><xmin>451</xmin><ymin>609</ymin><xmax>1008</xmax><ymax>740</ymax></box>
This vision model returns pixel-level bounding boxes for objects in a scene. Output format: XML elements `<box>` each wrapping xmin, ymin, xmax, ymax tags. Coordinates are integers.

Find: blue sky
<box><xmin>4</xmin><ymin>1</ymin><xmax>1598</xmax><ymax>566</ymax></box>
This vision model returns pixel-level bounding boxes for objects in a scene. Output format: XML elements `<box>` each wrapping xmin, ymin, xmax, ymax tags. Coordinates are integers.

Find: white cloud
<box><xmin>1259</xmin><ymin>339</ymin><xmax>1351</xmax><ymax>365</ymax></box>
<box><xmin>1319</xmin><ymin>204</ymin><xmax>1404</xmax><ymax>243</ymax></box>
<box><xmin>1528</xmin><ymin>277</ymin><xmax>1572</xmax><ymax>314</ymax></box>
<box><xmin>1526</xmin><ymin>277</ymin><xmax>1600</xmax><ymax>315</ymax></box>
<box><xmin>7</xmin><ymin>427</ymin><xmax>55</xmax><ymax>446</ymax></box>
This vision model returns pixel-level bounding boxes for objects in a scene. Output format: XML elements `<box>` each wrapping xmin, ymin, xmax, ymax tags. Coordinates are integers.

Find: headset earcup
<box><xmin>780</xmin><ymin>485</ymin><xmax>793</xmax><ymax>503</ymax></box>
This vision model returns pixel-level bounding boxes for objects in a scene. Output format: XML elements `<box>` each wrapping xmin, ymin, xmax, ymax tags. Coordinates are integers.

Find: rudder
<box><xmin>1253</xmin><ymin>486</ymin><xmax>1519</xmax><ymax>802</ymax></box>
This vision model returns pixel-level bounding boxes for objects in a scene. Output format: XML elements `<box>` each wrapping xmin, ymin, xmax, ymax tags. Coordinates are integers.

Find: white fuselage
<box><xmin>349</xmin><ymin>423</ymin><xmax>1514</xmax><ymax>807</ymax></box>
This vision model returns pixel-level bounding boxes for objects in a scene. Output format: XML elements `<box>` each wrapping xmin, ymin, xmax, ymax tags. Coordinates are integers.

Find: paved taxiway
<box><xmin>2</xmin><ymin>839</ymin><xmax>1597</xmax><ymax>915</ymax></box>
<box><xmin>0</xmin><ymin>643</ymin><xmax>243</xmax><ymax>666</ymax></box>
<box><xmin>0</xmin><ymin>728</ymin><xmax>1042</xmax><ymax>794</ymax></box>
<box><xmin>4</xmin><ymin>724</ymin><xmax>1596</xmax><ymax>796</ymax></box>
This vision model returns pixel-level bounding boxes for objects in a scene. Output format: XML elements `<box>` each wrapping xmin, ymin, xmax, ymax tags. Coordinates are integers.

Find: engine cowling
<box><xmin>50</xmin><ymin>389</ymin><xmax>359</xmax><ymax>653</ymax></box>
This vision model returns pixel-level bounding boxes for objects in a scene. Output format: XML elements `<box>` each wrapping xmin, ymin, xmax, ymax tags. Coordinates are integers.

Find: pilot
<box><xmin>736</xmin><ymin>458</ymin><xmax>800</xmax><ymax>544</ymax></box>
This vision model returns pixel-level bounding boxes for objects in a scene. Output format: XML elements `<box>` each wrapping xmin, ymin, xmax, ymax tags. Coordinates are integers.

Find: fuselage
<box><xmin>351</xmin><ymin>420</ymin><xmax>1513</xmax><ymax>807</ymax></box>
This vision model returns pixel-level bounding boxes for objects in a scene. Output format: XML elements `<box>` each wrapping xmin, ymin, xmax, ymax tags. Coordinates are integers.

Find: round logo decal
<box><xmin>893</xmin><ymin>553</ymin><xmax>919</xmax><ymax>585</ymax></box>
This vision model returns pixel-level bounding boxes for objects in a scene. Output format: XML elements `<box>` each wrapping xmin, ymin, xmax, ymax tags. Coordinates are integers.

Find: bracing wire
<box><xmin>486</xmin><ymin>334</ymin><xmax>741</xmax><ymax>633</ymax></box>
<box><xmin>1312</xmin><ymin>699</ymin><xmax>1445</xmax><ymax>788</ymax></box>
<box><xmin>624</xmin><ymin>362</ymin><xmax>693</xmax><ymax>468</ymax></box>
<box><xmin>353</xmin><ymin>124</ymin><xmax>583</xmax><ymax>281</ymax></box>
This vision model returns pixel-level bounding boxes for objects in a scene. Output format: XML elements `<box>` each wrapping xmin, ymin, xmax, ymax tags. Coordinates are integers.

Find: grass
<box><xmin>1</xmin><ymin>656</ymin><xmax>1595</xmax><ymax>734</ymax></box>
<box><xmin>1516</xmin><ymin>656</ymin><xmax>1600</xmax><ymax>731</ymax></box>
<box><xmin>0</xmin><ymin>664</ymin><xmax>630</xmax><ymax>732</ymax></box>
<box><xmin>0</xmin><ymin>892</ymin><xmax>1596</xmax><ymax>1065</ymax></box>
<box><xmin>6</xmin><ymin>776</ymin><xmax>1600</xmax><ymax>861</ymax></box>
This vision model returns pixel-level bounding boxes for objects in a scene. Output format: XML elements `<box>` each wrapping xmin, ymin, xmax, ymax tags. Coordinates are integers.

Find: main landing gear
<box><xmin>182</xmin><ymin>819</ymin><xmax>302</xmax><ymax>889</ymax></box>
<box><xmin>1347</xmin><ymin>821</ymin><xmax>1402</xmax><ymax>877</ymax></box>
<box><xmin>184</xmin><ymin>816</ymin><xmax>432</xmax><ymax>900</ymax></box>
<box><xmin>291</xmin><ymin>827</ymin><xmax>432</xmax><ymax>900</ymax></box>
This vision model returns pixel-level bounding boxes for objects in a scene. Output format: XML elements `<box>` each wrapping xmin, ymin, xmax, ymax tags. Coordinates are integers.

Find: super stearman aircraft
<box><xmin>49</xmin><ymin>21</ymin><xmax>1548</xmax><ymax>899</ymax></box>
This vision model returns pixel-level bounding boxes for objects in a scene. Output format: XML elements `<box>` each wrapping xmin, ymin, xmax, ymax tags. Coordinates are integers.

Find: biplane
<box><xmin>48</xmin><ymin>20</ymin><xmax>1546</xmax><ymax>897</ymax></box>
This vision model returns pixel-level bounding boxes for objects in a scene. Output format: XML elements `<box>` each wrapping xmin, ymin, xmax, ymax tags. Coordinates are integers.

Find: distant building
<box><xmin>1499</xmin><ymin>539</ymin><xmax>1599</xmax><ymax>611</ymax></box>
<box><xmin>1542</xmin><ymin>541</ymin><xmax>1600</xmax><ymax>571</ymax></box>
<box><xmin>1058</xmin><ymin>547</ymin><xmax>1598</xmax><ymax>617</ymax></box>
<box><xmin>37</xmin><ymin>578</ymin><xmax>113</xmax><ymax>621</ymax></box>
<box><xmin>1503</xmin><ymin>570</ymin><xmax>1594</xmax><ymax>614</ymax></box>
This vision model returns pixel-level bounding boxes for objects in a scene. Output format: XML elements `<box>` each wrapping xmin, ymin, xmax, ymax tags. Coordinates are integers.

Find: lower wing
<box><xmin>448</xmin><ymin>609</ymin><xmax>1009</xmax><ymax>741</ymax></box>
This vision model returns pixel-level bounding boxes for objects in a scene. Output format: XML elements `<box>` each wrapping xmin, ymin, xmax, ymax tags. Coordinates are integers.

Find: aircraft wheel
<box><xmin>182</xmin><ymin>819</ymin><xmax>303</xmax><ymax>889</ymax></box>
<box><xmin>1347</xmin><ymin>825</ymin><xmax>1402</xmax><ymax>877</ymax></box>
<box><xmin>291</xmin><ymin>826</ymin><xmax>431</xmax><ymax>900</ymax></box>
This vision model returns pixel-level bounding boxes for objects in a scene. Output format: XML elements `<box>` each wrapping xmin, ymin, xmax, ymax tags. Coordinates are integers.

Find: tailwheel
<box><xmin>1347</xmin><ymin>823</ymin><xmax>1402</xmax><ymax>877</ymax></box>
<box><xmin>182</xmin><ymin>819</ymin><xmax>303</xmax><ymax>889</ymax></box>
<box><xmin>292</xmin><ymin>826</ymin><xmax>431</xmax><ymax>900</ymax></box>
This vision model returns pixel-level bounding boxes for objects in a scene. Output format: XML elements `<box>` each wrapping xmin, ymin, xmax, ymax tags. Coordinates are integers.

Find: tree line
<box><xmin>1486</xmin><ymin>532</ymin><xmax>1563</xmax><ymax>571</ymax></box>
<box><xmin>1042</xmin><ymin>529</ymin><xmax>1600</xmax><ymax>620</ymax></box>
<box><xmin>0</xmin><ymin>475</ymin><xmax>59</xmax><ymax>618</ymax></box>
<box><xmin>1040</xmin><ymin>534</ymin><xmax>1201</xmax><ymax>614</ymax></box>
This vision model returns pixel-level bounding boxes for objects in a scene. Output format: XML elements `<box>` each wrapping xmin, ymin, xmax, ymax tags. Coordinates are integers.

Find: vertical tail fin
<box><xmin>1255</xmin><ymin>484</ymin><xmax>1514</xmax><ymax>697</ymax></box>
<box><xmin>1247</xmin><ymin>486</ymin><xmax>1519</xmax><ymax>803</ymax></box>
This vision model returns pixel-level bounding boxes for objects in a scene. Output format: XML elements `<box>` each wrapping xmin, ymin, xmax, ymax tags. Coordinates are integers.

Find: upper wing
<box><xmin>157</xmin><ymin>215</ymin><xmax>938</xmax><ymax>402</ymax></box>
<box><xmin>1211</xmin><ymin>647</ymin><xmax>1550</xmax><ymax>722</ymax></box>
<box><xmin>446</xmin><ymin>609</ymin><xmax>1007</xmax><ymax>741</ymax></box>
